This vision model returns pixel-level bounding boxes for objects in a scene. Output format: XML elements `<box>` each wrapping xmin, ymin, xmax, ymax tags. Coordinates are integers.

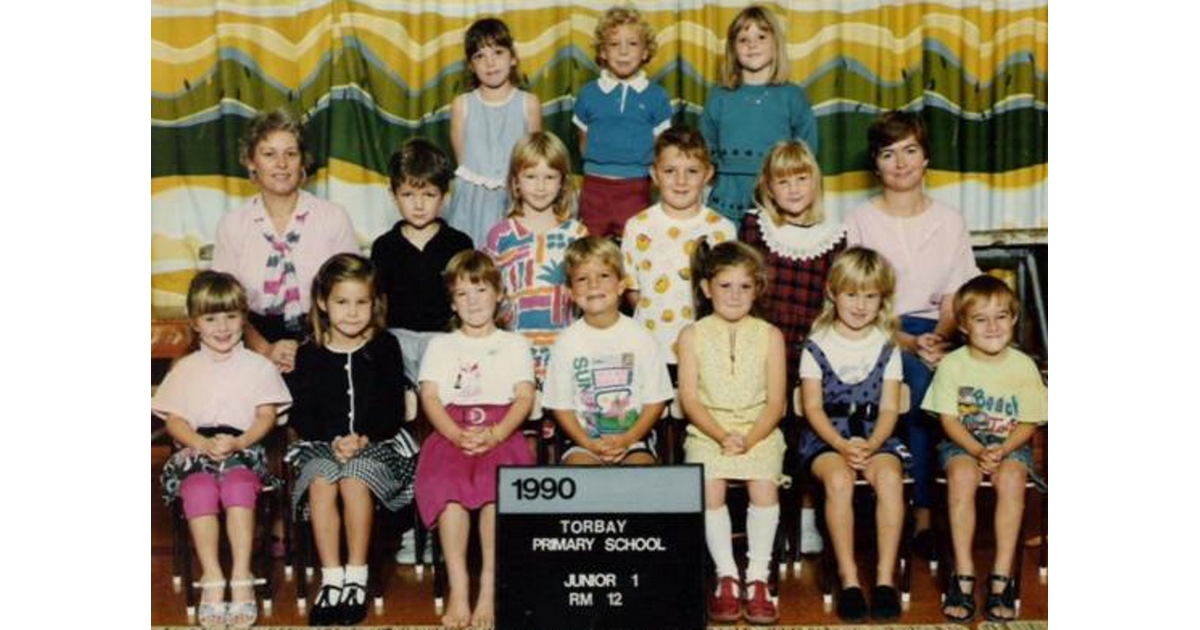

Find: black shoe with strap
<box><xmin>338</xmin><ymin>582</ymin><xmax>369</xmax><ymax>625</ymax></box>
<box><xmin>941</xmin><ymin>573</ymin><xmax>976</xmax><ymax>622</ymax></box>
<box><xmin>985</xmin><ymin>574</ymin><xmax>1017</xmax><ymax>621</ymax></box>
<box><xmin>308</xmin><ymin>583</ymin><xmax>343</xmax><ymax>627</ymax></box>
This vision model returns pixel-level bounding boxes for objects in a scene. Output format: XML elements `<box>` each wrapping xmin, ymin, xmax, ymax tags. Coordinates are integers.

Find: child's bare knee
<box><xmin>824</xmin><ymin>467</ymin><xmax>856</xmax><ymax>498</ymax></box>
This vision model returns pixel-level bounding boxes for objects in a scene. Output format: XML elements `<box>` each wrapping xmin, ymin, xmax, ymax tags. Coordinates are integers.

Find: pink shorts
<box><xmin>578</xmin><ymin>175</ymin><xmax>652</xmax><ymax>239</ymax></box>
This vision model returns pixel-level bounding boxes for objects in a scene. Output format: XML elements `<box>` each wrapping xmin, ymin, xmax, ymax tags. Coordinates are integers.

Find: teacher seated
<box><xmin>213</xmin><ymin>107</ymin><xmax>359</xmax><ymax>372</ymax></box>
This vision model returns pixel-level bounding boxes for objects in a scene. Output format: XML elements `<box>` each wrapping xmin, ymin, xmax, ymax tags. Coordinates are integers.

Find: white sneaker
<box><xmin>799</xmin><ymin>510</ymin><xmax>824</xmax><ymax>554</ymax></box>
<box><xmin>394</xmin><ymin>529</ymin><xmax>417</xmax><ymax>564</ymax></box>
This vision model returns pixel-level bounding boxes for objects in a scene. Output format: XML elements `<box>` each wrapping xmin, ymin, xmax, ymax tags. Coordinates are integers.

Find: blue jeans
<box><xmin>898</xmin><ymin>316</ymin><xmax>943</xmax><ymax>509</ymax></box>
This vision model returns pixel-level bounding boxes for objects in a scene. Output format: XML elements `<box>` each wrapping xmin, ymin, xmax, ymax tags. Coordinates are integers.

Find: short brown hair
<box><xmin>867</xmin><ymin>110</ymin><xmax>931</xmax><ymax>169</ymax></box>
<box><xmin>443</xmin><ymin>250</ymin><xmax>505</xmax><ymax>329</ymax></box>
<box><xmin>388</xmin><ymin>137</ymin><xmax>452</xmax><ymax>193</ymax></box>
<box><xmin>187</xmin><ymin>270</ymin><xmax>249</xmax><ymax>319</ymax></box>
<box><xmin>653</xmin><ymin>125</ymin><xmax>711</xmax><ymax>168</ymax></box>
<box><xmin>953</xmin><ymin>274</ymin><xmax>1019</xmax><ymax>325</ymax></box>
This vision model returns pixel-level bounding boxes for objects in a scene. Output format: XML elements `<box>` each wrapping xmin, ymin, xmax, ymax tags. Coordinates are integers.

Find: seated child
<box><xmin>284</xmin><ymin>254</ymin><xmax>419</xmax><ymax>627</ymax></box>
<box><xmin>154</xmin><ymin>271</ymin><xmax>292</xmax><ymax>630</ymax></box>
<box><xmin>799</xmin><ymin>247</ymin><xmax>907</xmax><ymax>622</ymax></box>
<box><xmin>413</xmin><ymin>250</ymin><xmax>537</xmax><ymax>629</ymax></box>
<box><xmin>543</xmin><ymin>236</ymin><xmax>673</xmax><ymax>464</ymax></box>
<box><xmin>921</xmin><ymin>274</ymin><xmax>1047</xmax><ymax>623</ymax></box>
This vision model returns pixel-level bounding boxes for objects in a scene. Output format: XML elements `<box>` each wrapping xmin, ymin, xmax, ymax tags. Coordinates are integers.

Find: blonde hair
<box><xmin>690</xmin><ymin>240</ymin><xmax>768</xmax><ymax>320</ymax></box>
<box><xmin>563</xmin><ymin>236</ymin><xmax>626</xmax><ymax>286</ymax></box>
<box><xmin>443</xmin><ymin>250</ymin><xmax>506</xmax><ymax>330</ymax></box>
<box><xmin>811</xmin><ymin>247</ymin><xmax>898</xmax><ymax>336</ymax></box>
<box><xmin>753</xmin><ymin>139</ymin><xmax>825</xmax><ymax>227</ymax></box>
<box><xmin>593</xmin><ymin>5</ymin><xmax>658</xmax><ymax>67</ymax></box>
<box><xmin>721</xmin><ymin>5</ymin><xmax>791</xmax><ymax>88</ymax></box>
<box><xmin>507</xmin><ymin>131</ymin><xmax>575</xmax><ymax>222</ymax></box>
<box><xmin>309</xmin><ymin>254</ymin><xmax>386</xmax><ymax>348</ymax></box>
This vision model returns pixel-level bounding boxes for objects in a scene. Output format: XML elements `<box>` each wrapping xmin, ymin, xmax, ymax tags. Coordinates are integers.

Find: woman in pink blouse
<box><xmin>844</xmin><ymin>111</ymin><xmax>980</xmax><ymax>551</ymax></box>
<box><xmin>212</xmin><ymin>108</ymin><xmax>359</xmax><ymax>372</ymax></box>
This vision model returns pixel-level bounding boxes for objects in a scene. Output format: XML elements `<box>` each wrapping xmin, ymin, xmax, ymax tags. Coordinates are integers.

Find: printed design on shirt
<box><xmin>453</xmin><ymin>359</ymin><xmax>483</xmax><ymax>399</ymax></box>
<box><xmin>654</xmin><ymin>275</ymin><xmax>670</xmax><ymax>293</ymax></box>
<box><xmin>572</xmin><ymin>352</ymin><xmax>639</xmax><ymax>438</ymax></box>
<box><xmin>956</xmin><ymin>386</ymin><xmax>1020</xmax><ymax>442</ymax></box>
<box><xmin>636</xmin><ymin>234</ymin><xmax>652</xmax><ymax>251</ymax></box>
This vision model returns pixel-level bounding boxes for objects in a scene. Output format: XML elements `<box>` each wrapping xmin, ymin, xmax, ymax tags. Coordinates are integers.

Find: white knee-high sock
<box><xmin>746</xmin><ymin>503</ymin><xmax>780</xmax><ymax>583</ymax></box>
<box><xmin>705</xmin><ymin>506</ymin><xmax>738</xmax><ymax>592</ymax></box>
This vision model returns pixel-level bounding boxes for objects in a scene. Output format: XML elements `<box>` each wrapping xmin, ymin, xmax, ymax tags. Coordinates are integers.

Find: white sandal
<box><xmin>226</xmin><ymin>577</ymin><xmax>265</xmax><ymax>629</ymax></box>
<box><xmin>193</xmin><ymin>580</ymin><xmax>227</xmax><ymax>630</ymax></box>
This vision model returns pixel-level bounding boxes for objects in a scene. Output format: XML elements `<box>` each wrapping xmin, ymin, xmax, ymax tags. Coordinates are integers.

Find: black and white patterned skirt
<box><xmin>284</xmin><ymin>430</ymin><xmax>419</xmax><ymax>515</ymax></box>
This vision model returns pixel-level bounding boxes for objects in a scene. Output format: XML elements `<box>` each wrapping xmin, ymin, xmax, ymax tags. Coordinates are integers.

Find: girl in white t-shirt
<box><xmin>798</xmin><ymin>247</ymin><xmax>907</xmax><ymax>622</ymax></box>
<box><xmin>413</xmin><ymin>250</ymin><xmax>536</xmax><ymax>629</ymax></box>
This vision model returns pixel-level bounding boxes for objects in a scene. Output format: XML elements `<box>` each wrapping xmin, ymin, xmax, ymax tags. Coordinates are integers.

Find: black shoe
<box><xmin>870</xmin><ymin>584</ymin><xmax>902</xmax><ymax>620</ymax></box>
<box><xmin>338</xmin><ymin>582</ymin><xmax>369</xmax><ymax>625</ymax></box>
<box><xmin>912</xmin><ymin>529</ymin><xmax>936</xmax><ymax>561</ymax></box>
<box><xmin>308</xmin><ymin>584</ymin><xmax>343</xmax><ymax>626</ymax></box>
<box><xmin>836</xmin><ymin>586</ymin><xmax>868</xmax><ymax>622</ymax></box>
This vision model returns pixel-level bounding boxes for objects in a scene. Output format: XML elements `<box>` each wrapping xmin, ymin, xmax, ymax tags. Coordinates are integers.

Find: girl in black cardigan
<box><xmin>284</xmin><ymin>254</ymin><xmax>419</xmax><ymax>626</ymax></box>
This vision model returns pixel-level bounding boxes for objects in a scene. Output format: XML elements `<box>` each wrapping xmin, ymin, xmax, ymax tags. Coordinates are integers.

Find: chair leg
<box><xmin>433</xmin><ymin>527</ymin><xmax>447</xmax><ymax>614</ymax></box>
<box><xmin>177</xmin><ymin>502</ymin><xmax>197</xmax><ymax>620</ymax></box>
<box><xmin>900</xmin><ymin>484</ymin><xmax>914</xmax><ymax>602</ymax></box>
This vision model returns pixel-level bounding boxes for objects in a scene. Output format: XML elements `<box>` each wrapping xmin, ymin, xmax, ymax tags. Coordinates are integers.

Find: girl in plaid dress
<box><xmin>739</xmin><ymin>139</ymin><xmax>845</xmax><ymax>554</ymax></box>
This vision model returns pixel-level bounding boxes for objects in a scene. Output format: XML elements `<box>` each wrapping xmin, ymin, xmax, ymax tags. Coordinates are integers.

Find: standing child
<box><xmin>284</xmin><ymin>254</ymin><xmax>420</xmax><ymax>627</ymax></box>
<box><xmin>484</xmin><ymin>130</ymin><xmax>589</xmax><ymax>383</ymax></box>
<box><xmin>444</xmin><ymin>17</ymin><xmax>543</xmax><ymax>247</ymax></box>
<box><xmin>676</xmin><ymin>241</ymin><xmax>787</xmax><ymax>626</ymax></box>
<box><xmin>414</xmin><ymin>251</ymin><xmax>536</xmax><ymax>629</ymax></box>
<box><xmin>543</xmin><ymin>236</ymin><xmax>673</xmax><ymax>465</ymax></box>
<box><xmin>740</xmin><ymin>139</ymin><xmax>846</xmax><ymax>554</ymax></box>
<box><xmin>621</xmin><ymin>125</ymin><xmax>736</xmax><ymax>375</ymax></box>
<box><xmin>371</xmin><ymin>137</ymin><xmax>474</xmax><ymax>385</ymax></box>
<box><xmin>922</xmin><ymin>275</ymin><xmax>1047</xmax><ymax>623</ymax></box>
<box><xmin>798</xmin><ymin>247</ymin><xmax>907</xmax><ymax>622</ymax></box>
<box><xmin>573</xmin><ymin>4</ymin><xmax>674</xmax><ymax>238</ymax></box>
<box><xmin>701</xmin><ymin>5</ymin><xmax>819</xmax><ymax>225</ymax></box>
<box><xmin>154</xmin><ymin>271</ymin><xmax>292</xmax><ymax>630</ymax></box>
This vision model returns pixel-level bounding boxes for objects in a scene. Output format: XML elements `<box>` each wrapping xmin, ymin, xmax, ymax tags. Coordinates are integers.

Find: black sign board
<box><xmin>496</xmin><ymin>466</ymin><xmax>705</xmax><ymax>630</ymax></box>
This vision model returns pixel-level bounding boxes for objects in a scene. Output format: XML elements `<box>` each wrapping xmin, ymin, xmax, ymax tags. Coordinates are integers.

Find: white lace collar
<box><xmin>597</xmin><ymin>69</ymin><xmax>649</xmax><ymax>94</ymax></box>
<box><xmin>751</xmin><ymin>209</ymin><xmax>846</xmax><ymax>261</ymax></box>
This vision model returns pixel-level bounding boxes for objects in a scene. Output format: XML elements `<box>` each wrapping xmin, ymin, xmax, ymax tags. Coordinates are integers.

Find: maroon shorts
<box><xmin>578</xmin><ymin>175</ymin><xmax>652</xmax><ymax>239</ymax></box>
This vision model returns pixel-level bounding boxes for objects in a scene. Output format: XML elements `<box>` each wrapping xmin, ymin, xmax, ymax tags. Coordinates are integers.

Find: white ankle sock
<box><xmin>321</xmin><ymin>566</ymin><xmax>344</xmax><ymax>588</ymax></box>
<box><xmin>344</xmin><ymin>564</ymin><xmax>369</xmax><ymax>587</ymax></box>
<box><xmin>705</xmin><ymin>506</ymin><xmax>738</xmax><ymax>593</ymax></box>
<box><xmin>746</xmin><ymin>503</ymin><xmax>780</xmax><ymax>583</ymax></box>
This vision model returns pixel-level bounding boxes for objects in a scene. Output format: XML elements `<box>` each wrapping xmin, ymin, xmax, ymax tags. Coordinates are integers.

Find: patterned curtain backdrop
<box><xmin>151</xmin><ymin>0</ymin><xmax>1048</xmax><ymax>318</ymax></box>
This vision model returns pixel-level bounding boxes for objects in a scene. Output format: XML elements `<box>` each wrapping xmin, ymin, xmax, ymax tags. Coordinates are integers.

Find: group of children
<box><xmin>153</xmin><ymin>4</ymin><xmax>1047</xmax><ymax>629</ymax></box>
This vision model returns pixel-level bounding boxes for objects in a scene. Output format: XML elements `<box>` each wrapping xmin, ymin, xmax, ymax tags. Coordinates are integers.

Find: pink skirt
<box><xmin>414</xmin><ymin>403</ymin><xmax>535</xmax><ymax>527</ymax></box>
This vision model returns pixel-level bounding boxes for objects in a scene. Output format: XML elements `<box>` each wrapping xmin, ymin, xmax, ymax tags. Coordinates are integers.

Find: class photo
<box><xmin>151</xmin><ymin>1</ymin><xmax>1049</xmax><ymax>628</ymax></box>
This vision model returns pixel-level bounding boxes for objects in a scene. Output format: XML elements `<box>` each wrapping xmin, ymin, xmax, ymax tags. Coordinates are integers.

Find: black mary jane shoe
<box><xmin>985</xmin><ymin>574</ymin><xmax>1018</xmax><ymax>622</ymax></box>
<box><xmin>338</xmin><ymin>582</ymin><xmax>369</xmax><ymax>626</ymax></box>
<box><xmin>870</xmin><ymin>584</ymin><xmax>902</xmax><ymax>621</ymax></box>
<box><xmin>308</xmin><ymin>583</ymin><xmax>343</xmax><ymax>626</ymax></box>
<box><xmin>836</xmin><ymin>586</ymin><xmax>868</xmax><ymax>622</ymax></box>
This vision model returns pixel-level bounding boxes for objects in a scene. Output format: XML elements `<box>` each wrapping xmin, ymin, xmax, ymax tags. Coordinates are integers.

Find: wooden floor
<box><xmin>150</xmin><ymin>445</ymin><xmax>1047</xmax><ymax>628</ymax></box>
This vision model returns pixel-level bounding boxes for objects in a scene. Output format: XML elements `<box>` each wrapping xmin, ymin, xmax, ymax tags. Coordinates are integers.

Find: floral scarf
<box><xmin>261</xmin><ymin>208</ymin><xmax>309</xmax><ymax>331</ymax></box>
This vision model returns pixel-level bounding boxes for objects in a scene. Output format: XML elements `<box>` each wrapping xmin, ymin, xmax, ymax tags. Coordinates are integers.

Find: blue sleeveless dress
<box><xmin>444</xmin><ymin>89</ymin><xmax>531</xmax><ymax>247</ymax></box>
<box><xmin>798</xmin><ymin>339</ymin><xmax>909</xmax><ymax>468</ymax></box>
